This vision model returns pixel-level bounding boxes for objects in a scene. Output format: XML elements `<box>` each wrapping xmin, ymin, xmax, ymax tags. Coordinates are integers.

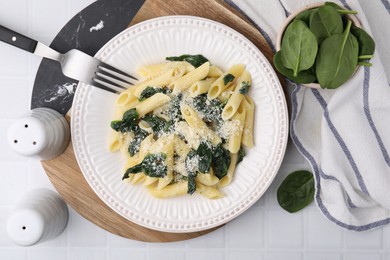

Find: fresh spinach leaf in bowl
<box><xmin>274</xmin><ymin>2</ymin><xmax>376</xmax><ymax>89</ymax></box>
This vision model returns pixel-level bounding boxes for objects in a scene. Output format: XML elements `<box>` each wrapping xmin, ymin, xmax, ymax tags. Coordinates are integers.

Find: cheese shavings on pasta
<box><xmin>108</xmin><ymin>55</ymin><xmax>255</xmax><ymax>199</ymax></box>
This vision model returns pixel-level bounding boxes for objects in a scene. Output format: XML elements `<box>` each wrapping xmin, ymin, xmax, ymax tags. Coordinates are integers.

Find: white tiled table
<box><xmin>0</xmin><ymin>1</ymin><xmax>389</xmax><ymax>259</ymax></box>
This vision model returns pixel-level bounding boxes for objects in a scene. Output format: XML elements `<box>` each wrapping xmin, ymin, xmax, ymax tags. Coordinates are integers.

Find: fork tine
<box><xmin>96</xmin><ymin>69</ymin><xmax>134</xmax><ymax>87</ymax></box>
<box><xmin>92</xmin><ymin>76</ymin><xmax>127</xmax><ymax>93</ymax></box>
<box><xmin>94</xmin><ymin>73</ymin><xmax>129</xmax><ymax>90</ymax></box>
<box><xmin>98</xmin><ymin>63</ymin><xmax>138</xmax><ymax>81</ymax></box>
<box><xmin>90</xmin><ymin>81</ymin><xmax>119</xmax><ymax>94</ymax></box>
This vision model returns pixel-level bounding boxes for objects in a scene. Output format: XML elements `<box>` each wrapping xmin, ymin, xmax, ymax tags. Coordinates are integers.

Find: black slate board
<box><xmin>31</xmin><ymin>0</ymin><xmax>144</xmax><ymax>115</ymax></box>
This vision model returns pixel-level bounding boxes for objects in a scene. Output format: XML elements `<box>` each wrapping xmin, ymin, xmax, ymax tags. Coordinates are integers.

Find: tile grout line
<box><xmin>342</xmin><ymin>226</ymin><xmax>346</xmax><ymax>260</ymax></box>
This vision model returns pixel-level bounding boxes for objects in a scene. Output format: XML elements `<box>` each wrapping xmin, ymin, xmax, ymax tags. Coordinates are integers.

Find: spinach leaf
<box><xmin>196</xmin><ymin>141</ymin><xmax>213</xmax><ymax>173</ymax></box>
<box><xmin>192</xmin><ymin>94</ymin><xmax>223</xmax><ymax>122</ymax></box>
<box><xmin>273</xmin><ymin>51</ymin><xmax>317</xmax><ymax>84</ymax></box>
<box><xmin>185</xmin><ymin>150</ymin><xmax>198</xmax><ymax>174</ymax></box>
<box><xmin>277</xmin><ymin>170</ymin><xmax>315</xmax><ymax>213</ymax></box>
<box><xmin>166</xmin><ymin>54</ymin><xmax>208</xmax><ymax>68</ymax></box>
<box><xmin>142</xmin><ymin>153</ymin><xmax>168</xmax><ymax>178</ymax></box>
<box><xmin>123</xmin><ymin>153</ymin><xmax>167</xmax><ymax>180</ymax></box>
<box><xmin>316</xmin><ymin>20</ymin><xmax>359</xmax><ymax>89</ymax></box>
<box><xmin>110</xmin><ymin>120</ymin><xmax>122</xmax><ymax>132</ymax></box>
<box><xmin>294</xmin><ymin>9</ymin><xmax>314</xmax><ymax>26</ymax></box>
<box><xmin>110</xmin><ymin>108</ymin><xmax>139</xmax><ymax>133</ymax></box>
<box><xmin>309</xmin><ymin>5</ymin><xmax>343</xmax><ymax>44</ymax></box>
<box><xmin>143</xmin><ymin>115</ymin><xmax>167</xmax><ymax>135</ymax></box>
<box><xmin>139</xmin><ymin>86</ymin><xmax>171</xmax><ymax>101</ymax></box>
<box><xmin>281</xmin><ymin>20</ymin><xmax>318</xmax><ymax>76</ymax></box>
<box><xmin>212</xmin><ymin>144</ymin><xmax>231</xmax><ymax>179</ymax></box>
<box><xmin>350</xmin><ymin>25</ymin><xmax>375</xmax><ymax>58</ymax></box>
<box><xmin>239</xmin><ymin>81</ymin><xmax>251</xmax><ymax>94</ymax></box>
<box><xmin>139</xmin><ymin>86</ymin><xmax>158</xmax><ymax>101</ymax></box>
<box><xmin>122</xmin><ymin>164</ymin><xmax>143</xmax><ymax>180</ymax></box>
<box><xmin>223</xmin><ymin>73</ymin><xmax>235</xmax><ymax>85</ymax></box>
<box><xmin>187</xmin><ymin>173</ymin><xmax>197</xmax><ymax>195</ymax></box>
<box><xmin>164</xmin><ymin>119</ymin><xmax>175</xmax><ymax>133</ymax></box>
<box><xmin>237</xmin><ymin>146</ymin><xmax>245</xmax><ymax>165</ymax></box>
<box><xmin>128</xmin><ymin>126</ymin><xmax>148</xmax><ymax>156</ymax></box>
<box><xmin>168</xmin><ymin>93</ymin><xmax>183</xmax><ymax>121</ymax></box>
<box><xmin>324</xmin><ymin>2</ymin><xmax>358</xmax><ymax>14</ymax></box>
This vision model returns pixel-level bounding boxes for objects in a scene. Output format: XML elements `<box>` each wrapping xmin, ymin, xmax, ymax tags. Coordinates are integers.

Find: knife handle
<box><xmin>0</xmin><ymin>25</ymin><xmax>37</xmax><ymax>53</ymax></box>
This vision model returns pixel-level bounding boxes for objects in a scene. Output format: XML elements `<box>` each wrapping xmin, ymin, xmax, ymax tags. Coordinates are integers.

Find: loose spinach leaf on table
<box><xmin>350</xmin><ymin>25</ymin><xmax>375</xmax><ymax>58</ymax></box>
<box><xmin>123</xmin><ymin>153</ymin><xmax>168</xmax><ymax>180</ymax></box>
<box><xmin>277</xmin><ymin>170</ymin><xmax>315</xmax><ymax>213</ymax></box>
<box><xmin>309</xmin><ymin>5</ymin><xmax>343</xmax><ymax>44</ymax></box>
<box><xmin>166</xmin><ymin>54</ymin><xmax>208</xmax><ymax>68</ymax></box>
<box><xmin>281</xmin><ymin>20</ymin><xmax>318</xmax><ymax>77</ymax></box>
<box><xmin>316</xmin><ymin>20</ymin><xmax>359</xmax><ymax>89</ymax></box>
<box><xmin>273</xmin><ymin>51</ymin><xmax>317</xmax><ymax>84</ymax></box>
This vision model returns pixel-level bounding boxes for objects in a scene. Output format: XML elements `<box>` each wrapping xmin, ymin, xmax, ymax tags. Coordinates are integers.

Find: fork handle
<box><xmin>0</xmin><ymin>25</ymin><xmax>37</xmax><ymax>53</ymax></box>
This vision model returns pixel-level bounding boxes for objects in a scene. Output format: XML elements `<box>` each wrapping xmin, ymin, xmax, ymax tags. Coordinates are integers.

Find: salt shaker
<box><xmin>6</xmin><ymin>189</ymin><xmax>69</xmax><ymax>246</ymax></box>
<box><xmin>7</xmin><ymin>107</ymin><xmax>70</xmax><ymax>160</ymax></box>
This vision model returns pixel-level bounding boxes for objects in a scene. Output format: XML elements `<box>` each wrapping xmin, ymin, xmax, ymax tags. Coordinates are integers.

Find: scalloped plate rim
<box><xmin>71</xmin><ymin>15</ymin><xmax>288</xmax><ymax>233</ymax></box>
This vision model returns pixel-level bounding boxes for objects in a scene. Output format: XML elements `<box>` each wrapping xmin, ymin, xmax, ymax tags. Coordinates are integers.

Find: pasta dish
<box><xmin>108</xmin><ymin>55</ymin><xmax>255</xmax><ymax>199</ymax></box>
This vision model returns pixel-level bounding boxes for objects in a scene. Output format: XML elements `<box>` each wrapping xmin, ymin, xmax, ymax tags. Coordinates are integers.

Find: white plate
<box><xmin>71</xmin><ymin>16</ymin><xmax>288</xmax><ymax>233</ymax></box>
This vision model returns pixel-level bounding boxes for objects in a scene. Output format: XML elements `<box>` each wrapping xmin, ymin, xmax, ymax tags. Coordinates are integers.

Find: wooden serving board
<box><xmin>42</xmin><ymin>0</ymin><xmax>278</xmax><ymax>242</ymax></box>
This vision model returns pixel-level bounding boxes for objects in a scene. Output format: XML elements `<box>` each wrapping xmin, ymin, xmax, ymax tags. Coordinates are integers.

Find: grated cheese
<box><xmin>218</xmin><ymin>119</ymin><xmax>242</xmax><ymax>139</ymax></box>
<box><xmin>186</xmin><ymin>155</ymin><xmax>199</xmax><ymax>173</ymax></box>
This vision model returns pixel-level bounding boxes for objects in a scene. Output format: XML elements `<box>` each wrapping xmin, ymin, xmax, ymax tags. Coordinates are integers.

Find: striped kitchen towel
<box><xmin>227</xmin><ymin>0</ymin><xmax>390</xmax><ymax>231</ymax></box>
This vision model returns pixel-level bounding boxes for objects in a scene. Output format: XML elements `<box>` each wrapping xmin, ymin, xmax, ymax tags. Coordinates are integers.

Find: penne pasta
<box><xmin>218</xmin><ymin>153</ymin><xmax>238</xmax><ymax>188</ymax></box>
<box><xmin>174</xmin><ymin>121</ymin><xmax>201</xmax><ymax>150</ymax></box>
<box><xmin>138</xmin><ymin>61</ymin><xmax>195</xmax><ymax>79</ymax></box>
<box><xmin>222</xmin><ymin>70</ymin><xmax>252</xmax><ymax>120</ymax></box>
<box><xmin>108</xmin><ymin>130</ymin><xmax>121</xmax><ymax>152</ymax></box>
<box><xmin>196</xmin><ymin>183</ymin><xmax>224</xmax><ymax>199</ymax></box>
<box><xmin>115</xmin><ymin>87</ymin><xmax>138</xmax><ymax>107</ymax></box>
<box><xmin>181</xmin><ymin>105</ymin><xmax>221</xmax><ymax>145</ymax></box>
<box><xmin>207</xmin><ymin>64</ymin><xmax>245</xmax><ymax>100</ymax></box>
<box><xmin>241</xmin><ymin>96</ymin><xmax>255</xmax><ymax>148</ymax></box>
<box><xmin>189</xmin><ymin>77</ymin><xmax>216</xmax><ymax>97</ymax></box>
<box><xmin>228</xmin><ymin>102</ymin><xmax>246</xmax><ymax>153</ymax></box>
<box><xmin>109</xmin><ymin>57</ymin><xmax>255</xmax><ymax>199</ymax></box>
<box><xmin>217</xmin><ymin>83</ymin><xmax>235</xmax><ymax>102</ymax></box>
<box><xmin>135</xmin><ymin>93</ymin><xmax>171</xmax><ymax>118</ymax></box>
<box><xmin>134</xmin><ymin>66</ymin><xmax>186</xmax><ymax>97</ymax></box>
<box><xmin>207</xmin><ymin>65</ymin><xmax>223</xmax><ymax>77</ymax></box>
<box><xmin>171</xmin><ymin>62</ymin><xmax>210</xmax><ymax>93</ymax></box>
<box><xmin>147</xmin><ymin>181</ymin><xmax>188</xmax><ymax>198</ymax></box>
<box><xmin>196</xmin><ymin>168</ymin><xmax>219</xmax><ymax>186</ymax></box>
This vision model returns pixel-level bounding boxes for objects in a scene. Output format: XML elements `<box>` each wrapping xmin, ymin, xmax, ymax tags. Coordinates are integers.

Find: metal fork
<box><xmin>0</xmin><ymin>25</ymin><xmax>137</xmax><ymax>93</ymax></box>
